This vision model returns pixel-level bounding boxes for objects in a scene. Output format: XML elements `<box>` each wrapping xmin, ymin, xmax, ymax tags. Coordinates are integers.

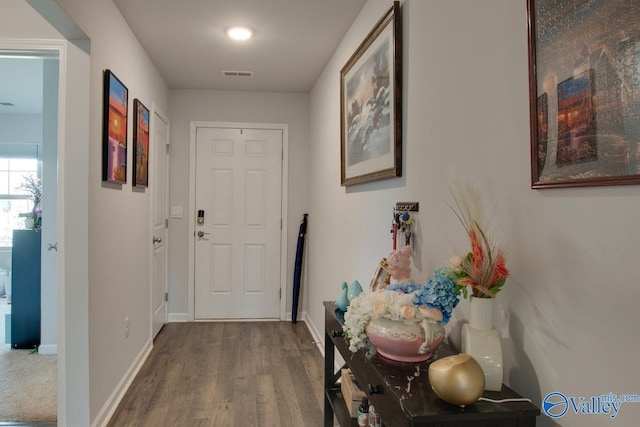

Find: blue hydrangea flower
<box><xmin>386</xmin><ymin>281</ymin><xmax>421</xmax><ymax>294</ymax></box>
<box><xmin>385</xmin><ymin>272</ymin><xmax>460</xmax><ymax>325</ymax></box>
<box><xmin>415</xmin><ymin>268</ymin><xmax>460</xmax><ymax>325</ymax></box>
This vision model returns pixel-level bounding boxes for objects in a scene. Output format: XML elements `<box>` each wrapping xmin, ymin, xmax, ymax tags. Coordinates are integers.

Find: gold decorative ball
<box><xmin>428</xmin><ymin>353</ymin><xmax>485</xmax><ymax>407</ymax></box>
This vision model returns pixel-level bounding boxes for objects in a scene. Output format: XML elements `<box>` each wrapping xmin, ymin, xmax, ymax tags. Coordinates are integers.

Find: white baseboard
<box><xmin>304</xmin><ymin>308</ymin><xmax>345</xmax><ymax>372</ymax></box>
<box><xmin>168</xmin><ymin>313</ymin><xmax>188</xmax><ymax>322</ymax></box>
<box><xmin>302</xmin><ymin>310</ymin><xmax>325</xmax><ymax>357</ymax></box>
<box><xmin>292</xmin><ymin>310</ymin><xmax>342</xmax><ymax>370</ymax></box>
<box><xmin>285</xmin><ymin>311</ymin><xmax>292</xmax><ymax>322</ymax></box>
<box><xmin>285</xmin><ymin>310</ymin><xmax>308</xmax><ymax>322</ymax></box>
<box><xmin>91</xmin><ymin>338</ymin><xmax>153</xmax><ymax>427</ymax></box>
<box><xmin>38</xmin><ymin>344</ymin><xmax>57</xmax><ymax>354</ymax></box>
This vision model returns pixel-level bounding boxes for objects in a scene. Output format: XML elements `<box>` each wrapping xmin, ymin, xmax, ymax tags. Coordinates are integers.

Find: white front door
<box><xmin>194</xmin><ymin>127</ymin><xmax>282</xmax><ymax>319</ymax></box>
<box><xmin>151</xmin><ymin>109</ymin><xmax>169</xmax><ymax>337</ymax></box>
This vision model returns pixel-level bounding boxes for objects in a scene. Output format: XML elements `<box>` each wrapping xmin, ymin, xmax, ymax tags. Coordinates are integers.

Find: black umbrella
<box><xmin>291</xmin><ymin>213</ymin><xmax>308</xmax><ymax>324</ymax></box>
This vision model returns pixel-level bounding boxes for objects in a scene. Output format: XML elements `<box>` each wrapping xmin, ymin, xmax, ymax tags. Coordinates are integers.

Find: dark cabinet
<box><xmin>11</xmin><ymin>229</ymin><xmax>41</xmax><ymax>349</ymax></box>
<box><xmin>324</xmin><ymin>301</ymin><xmax>540</xmax><ymax>427</ymax></box>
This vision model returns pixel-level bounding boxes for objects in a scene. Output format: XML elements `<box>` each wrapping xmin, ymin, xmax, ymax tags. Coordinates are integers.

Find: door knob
<box><xmin>197</xmin><ymin>230</ymin><xmax>211</xmax><ymax>238</ymax></box>
<box><xmin>153</xmin><ymin>236</ymin><xmax>162</xmax><ymax>244</ymax></box>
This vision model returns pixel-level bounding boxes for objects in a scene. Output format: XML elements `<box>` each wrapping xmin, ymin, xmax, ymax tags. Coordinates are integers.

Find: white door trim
<box><xmin>150</xmin><ymin>104</ymin><xmax>170</xmax><ymax>336</ymax></box>
<box><xmin>188</xmin><ymin>121</ymin><xmax>289</xmax><ymax>321</ymax></box>
<box><xmin>0</xmin><ymin>37</ymin><xmax>91</xmax><ymax>426</ymax></box>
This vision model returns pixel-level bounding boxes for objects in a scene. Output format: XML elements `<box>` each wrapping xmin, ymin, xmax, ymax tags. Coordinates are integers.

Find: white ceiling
<box><xmin>113</xmin><ymin>0</ymin><xmax>367</xmax><ymax>92</ymax></box>
<box><xmin>0</xmin><ymin>57</ymin><xmax>44</xmax><ymax>115</ymax></box>
<box><xmin>0</xmin><ymin>0</ymin><xmax>366</xmax><ymax>116</ymax></box>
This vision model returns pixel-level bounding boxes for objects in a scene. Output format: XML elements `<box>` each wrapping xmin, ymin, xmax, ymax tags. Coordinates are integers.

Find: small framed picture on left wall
<box><xmin>102</xmin><ymin>69</ymin><xmax>128</xmax><ymax>183</ymax></box>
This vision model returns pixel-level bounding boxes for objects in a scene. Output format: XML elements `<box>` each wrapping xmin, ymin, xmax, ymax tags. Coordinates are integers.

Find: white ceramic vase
<box><xmin>24</xmin><ymin>217</ymin><xmax>35</xmax><ymax>229</ymax></box>
<box><xmin>461</xmin><ymin>296</ymin><xmax>503</xmax><ymax>391</ymax></box>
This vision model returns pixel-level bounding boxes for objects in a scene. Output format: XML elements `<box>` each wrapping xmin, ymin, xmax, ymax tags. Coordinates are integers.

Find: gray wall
<box><xmin>306</xmin><ymin>1</ymin><xmax>640</xmax><ymax>427</ymax></box>
<box><xmin>168</xmin><ymin>89</ymin><xmax>310</xmax><ymax>319</ymax></box>
<box><xmin>0</xmin><ymin>114</ymin><xmax>42</xmax><ymax>143</ymax></box>
<box><xmin>49</xmin><ymin>0</ymin><xmax>169</xmax><ymax>423</ymax></box>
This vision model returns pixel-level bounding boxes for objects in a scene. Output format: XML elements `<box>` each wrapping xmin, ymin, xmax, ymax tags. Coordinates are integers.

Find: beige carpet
<box><xmin>0</xmin><ymin>349</ymin><xmax>56</xmax><ymax>422</ymax></box>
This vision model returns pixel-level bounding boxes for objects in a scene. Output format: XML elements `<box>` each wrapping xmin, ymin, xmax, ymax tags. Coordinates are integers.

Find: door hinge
<box><xmin>165</xmin><ymin>219</ymin><xmax>169</xmax><ymax>228</ymax></box>
<box><xmin>279</xmin><ymin>288</ymin><xmax>282</xmax><ymax>300</ymax></box>
<box><xmin>166</xmin><ymin>143</ymin><xmax>170</xmax><ymax>154</ymax></box>
<box><xmin>281</xmin><ymin>218</ymin><xmax>283</xmax><ymax>230</ymax></box>
<box><xmin>165</xmin><ymin>292</ymin><xmax>168</xmax><ymax>302</ymax></box>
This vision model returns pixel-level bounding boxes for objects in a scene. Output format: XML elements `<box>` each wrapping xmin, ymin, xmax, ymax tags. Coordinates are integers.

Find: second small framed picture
<box><xmin>133</xmin><ymin>99</ymin><xmax>150</xmax><ymax>187</ymax></box>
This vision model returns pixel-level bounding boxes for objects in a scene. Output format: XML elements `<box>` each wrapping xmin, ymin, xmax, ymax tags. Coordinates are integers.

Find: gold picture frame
<box><xmin>369</xmin><ymin>258</ymin><xmax>390</xmax><ymax>291</ymax></box>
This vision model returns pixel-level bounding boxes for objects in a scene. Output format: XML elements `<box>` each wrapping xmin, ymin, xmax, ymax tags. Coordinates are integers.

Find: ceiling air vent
<box><xmin>222</xmin><ymin>70</ymin><xmax>253</xmax><ymax>77</ymax></box>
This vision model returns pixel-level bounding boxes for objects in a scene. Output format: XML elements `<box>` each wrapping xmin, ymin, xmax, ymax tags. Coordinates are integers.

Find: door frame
<box><xmin>188</xmin><ymin>121</ymin><xmax>289</xmax><ymax>321</ymax></box>
<box><xmin>0</xmin><ymin>37</ymin><xmax>91</xmax><ymax>426</ymax></box>
<box><xmin>150</xmin><ymin>104</ymin><xmax>170</xmax><ymax>336</ymax></box>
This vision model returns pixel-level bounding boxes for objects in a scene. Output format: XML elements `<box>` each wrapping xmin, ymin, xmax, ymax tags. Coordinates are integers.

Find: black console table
<box><xmin>324</xmin><ymin>301</ymin><xmax>540</xmax><ymax>427</ymax></box>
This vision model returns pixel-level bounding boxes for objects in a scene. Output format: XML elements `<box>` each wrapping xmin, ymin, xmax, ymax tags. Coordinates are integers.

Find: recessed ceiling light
<box><xmin>225</xmin><ymin>26</ymin><xmax>254</xmax><ymax>41</ymax></box>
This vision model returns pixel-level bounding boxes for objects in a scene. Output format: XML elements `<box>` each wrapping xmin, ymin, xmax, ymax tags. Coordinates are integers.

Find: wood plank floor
<box><xmin>107</xmin><ymin>321</ymin><xmax>329</xmax><ymax>427</ymax></box>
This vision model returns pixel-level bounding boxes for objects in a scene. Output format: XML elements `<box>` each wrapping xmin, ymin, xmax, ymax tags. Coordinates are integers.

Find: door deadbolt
<box><xmin>153</xmin><ymin>236</ymin><xmax>162</xmax><ymax>243</ymax></box>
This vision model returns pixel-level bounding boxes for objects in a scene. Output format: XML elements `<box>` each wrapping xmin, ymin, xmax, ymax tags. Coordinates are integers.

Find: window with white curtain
<box><xmin>0</xmin><ymin>158</ymin><xmax>39</xmax><ymax>246</ymax></box>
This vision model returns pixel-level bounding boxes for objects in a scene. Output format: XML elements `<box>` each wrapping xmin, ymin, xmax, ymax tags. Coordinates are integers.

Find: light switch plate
<box><xmin>170</xmin><ymin>206</ymin><xmax>183</xmax><ymax>219</ymax></box>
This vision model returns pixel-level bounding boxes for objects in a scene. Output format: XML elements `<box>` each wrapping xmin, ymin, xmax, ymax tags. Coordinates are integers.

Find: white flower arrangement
<box><xmin>343</xmin><ymin>288</ymin><xmax>443</xmax><ymax>352</ymax></box>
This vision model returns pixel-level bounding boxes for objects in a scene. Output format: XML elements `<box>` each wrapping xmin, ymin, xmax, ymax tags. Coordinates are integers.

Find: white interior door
<box><xmin>40</xmin><ymin>57</ymin><xmax>59</xmax><ymax>354</ymax></box>
<box><xmin>194</xmin><ymin>127</ymin><xmax>282</xmax><ymax>319</ymax></box>
<box><xmin>151</xmin><ymin>109</ymin><xmax>169</xmax><ymax>337</ymax></box>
